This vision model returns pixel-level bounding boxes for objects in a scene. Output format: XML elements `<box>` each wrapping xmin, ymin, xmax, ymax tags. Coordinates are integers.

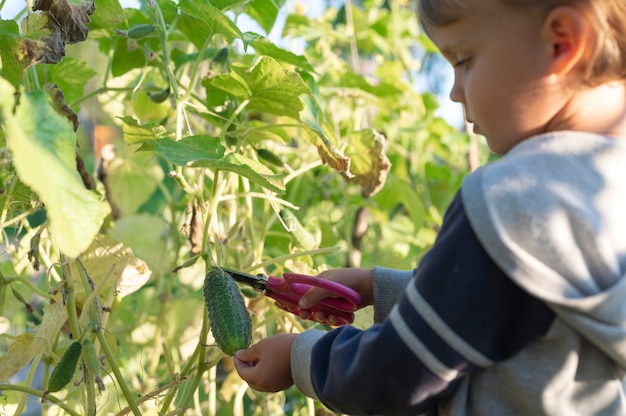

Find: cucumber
<box><xmin>203</xmin><ymin>268</ymin><xmax>252</xmax><ymax>355</ymax></box>
<box><xmin>47</xmin><ymin>341</ymin><xmax>82</xmax><ymax>393</ymax></box>
<box><xmin>82</xmin><ymin>338</ymin><xmax>106</xmax><ymax>392</ymax></box>
<box><xmin>81</xmin><ymin>339</ymin><xmax>100</xmax><ymax>376</ymax></box>
<box><xmin>127</xmin><ymin>24</ymin><xmax>157</xmax><ymax>39</ymax></box>
<box><xmin>279</xmin><ymin>209</ymin><xmax>317</xmax><ymax>251</ymax></box>
<box><xmin>147</xmin><ymin>87</ymin><xmax>170</xmax><ymax>103</ymax></box>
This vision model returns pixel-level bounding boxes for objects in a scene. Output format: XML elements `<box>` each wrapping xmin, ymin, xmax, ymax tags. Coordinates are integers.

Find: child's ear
<box><xmin>542</xmin><ymin>6</ymin><xmax>591</xmax><ymax>75</ymax></box>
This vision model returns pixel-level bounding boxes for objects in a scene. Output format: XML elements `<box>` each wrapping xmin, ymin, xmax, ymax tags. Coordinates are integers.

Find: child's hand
<box><xmin>233</xmin><ymin>334</ymin><xmax>298</xmax><ymax>392</ymax></box>
<box><xmin>297</xmin><ymin>268</ymin><xmax>374</xmax><ymax>324</ymax></box>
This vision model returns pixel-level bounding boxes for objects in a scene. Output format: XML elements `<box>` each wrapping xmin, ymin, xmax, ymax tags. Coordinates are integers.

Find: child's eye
<box><xmin>453</xmin><ymin>58</ymin><xmax>471</xmax><ymax>68</ymax></box>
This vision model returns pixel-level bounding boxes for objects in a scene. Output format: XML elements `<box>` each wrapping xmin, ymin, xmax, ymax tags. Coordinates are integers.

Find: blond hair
<box><xmin>417</xmin><ymin>0</ymin><xmax>626</xmax><ymax>84</ymax></box>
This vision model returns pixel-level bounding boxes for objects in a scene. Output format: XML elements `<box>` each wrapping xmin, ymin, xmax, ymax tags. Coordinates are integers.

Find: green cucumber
<box><xmin>203</xmin><ymin>268</ymin><xmax>252</xmax><ymax>355</ymax></box>
<box><xmin>81</xmin><ymin>339</ymin><xmax>100</xmax><ymax>376</ymax></box>
<box><xmin>47</xmin><ymin>341</ymin><xmax>82</xmax><ymax>393</ymax></box>
<box><xmin>127</xmin><ymin>24</ymin><xmax>157</xmax><ymax>39</ymax></box>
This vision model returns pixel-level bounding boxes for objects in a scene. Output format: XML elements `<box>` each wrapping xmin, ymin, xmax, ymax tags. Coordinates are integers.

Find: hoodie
<box><xmin>290</xmin><ymin>131</ymin><xmax>626</xmax><ymax>415</ymax></box>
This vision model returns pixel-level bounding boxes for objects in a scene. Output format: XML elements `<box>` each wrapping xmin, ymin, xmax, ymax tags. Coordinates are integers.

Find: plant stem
<box><xmin>176</xmin><ymin>310</ymin><xmax>220</xmax><ymax>408</ymax></box>
<box><xmin>84</xmin><ymin>367</ymin><xmax>97</xmax><ymax>416</ymax></box>
<box><xmin>60</xmin><ymin>256</ymin><xmax>81</xmax><ymax>340</ymax></box>
<box><xmin>3</xmin><ymin>275</ymin><xmax>51</xmax><ymax>298</ymax></box>
<box><xmin>0</xmin><ymin>384</ymin><xmax>81</xmax><ymax>416</ymax></box>
<box><xmin>157</xmin><ymin>342</ymin><xmax>201</xmax><ymax>414</ymax></box>
<box><xmin>14</xmin><ymin>353</ymin><xmax>42</xmax><ymax>416</ymax></box>
<box><xmin>207</xmin><ymin>365</ymin><xmax>217</xmax><ymax>416</ymax></box>
<box><xmin>95</xmin><ymin>330</ymin><xmax>142</xmax><ymax>416</ymax></box>
<box><xmin>115</xmin><ymin>378</ymin><xmax>186</xmax><ymax>416</ymax></box>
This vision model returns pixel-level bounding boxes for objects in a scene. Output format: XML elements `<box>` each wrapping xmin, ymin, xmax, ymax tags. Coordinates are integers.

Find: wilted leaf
<box><xmin>44</xmin><ymin>83</ymin><xmax>79</xmax><ymax>131</ymax></box>
<box><xmin>17</xmin><ymin>0</ymin><xmax>95</xmax><ymax>66</ymax></box>
<box><xmin>298</xmin><ymin>94</ymin><xmax>351</xmax><ymax>175</ymax></box>
<box><xmin>343</xmin><ymin>129</ymin><xmax>391</xmax><ymax>196</ymax></box>
<box><xmin>0</xmin><ymin>77</ymin><xmax>107</xmax><ymax>258</ymax></box>
<box><xmin>33</xmin><ymin>0</ymin><xmax>95</xmax><ymax>44</ymax></box>
<box><xmin>34</xmin><ymin>301</ymin><xmax>68</xmax><ymax>354</ymax></box>
<box><xmin>0</xmin><ymin>333</ymin><xmax>36</xmax><ymax>382</ymax></box>
<box><xmin>20</xmin><ymin>13</ymin><xmax>66</xmax><ymax>65</ymax></box>
<box><xmin>69</xmin><ymin>234</ymin><xmax>152</xmax><ymax>307</ymax></box>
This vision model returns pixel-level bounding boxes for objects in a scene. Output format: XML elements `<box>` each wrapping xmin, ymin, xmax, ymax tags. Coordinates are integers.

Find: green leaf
<box><xmin>106</xmin><ymin>152</ymin><xmax>164</xmax><ymax>217</ymax></box>
<box><xmin>140</xmin><ymin>135</ymin><xmax>283</xmax><ymax>193</ymax></box>
<box><xmin>178</xmin><ymin>0</ymin><xmax>243</xmax><ymax>47</ymax></box>
<box><xmin>139</xmin><ymin>135</ymin><xmax>226</xmax><ymax>166</ymax></box>
<box><xmin>248</xmin><ymin>37</ymin><xmax>315</xmax><ymax>72</ymax></box>
<box><xmin>119</xmin><ymin>116</ymin><xmax>173</xmax><ymax>144</ymax></box>
<box><xmin>111</xmin><ymin>37</ymin><xmax>150</xmax><ymax>77</ymax></box>
<box><xmin>37</xmin><ymin>57</ymin><xmax>97</xmax><ymax>110</ymax></box>
<box><xmin>0</xmin><ymin>20</ymin><xmax>28</xmax><ymax>87</ymax></box>
<box><xmin>245</xmin><ymin>0</ymin><xmax>286</xmax><ymax>34</ymax></box>
<box><xmin>0</xmin><ymin>77</ymin><xmax>106</xmax><ymax>258</ymax></box>
<box><xmin>204</xmin><ymin>56</ymin><xmax>312</xmax><ymax>120</ymax></box>
<box><xmin>87</xmin><ymin>0</ymin><xmax>124</xmax><ymax>32</ymax></box>
<box><xmin>108</xmin><ymin>214</ymin><xmax>168</xmax><ymax>273</ymax></box>
<box><xmin>191</xmin><ymin>153</ymin><xmax>285</xmax><ymax>194</ymax></box>
<box><xmin>209</xmin><ymin>0</ymin><xmax>246</xmax><ymax>10</ymax></box>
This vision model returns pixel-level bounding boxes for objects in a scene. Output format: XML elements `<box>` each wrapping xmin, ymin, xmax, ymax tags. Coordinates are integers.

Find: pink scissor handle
<box><xmin>265</xmin><ymin>272</ymin><xmax>362</xmax><ymax>326</ymax></box>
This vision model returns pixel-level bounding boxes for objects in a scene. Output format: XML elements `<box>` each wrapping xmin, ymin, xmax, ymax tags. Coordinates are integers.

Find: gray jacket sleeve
<box><xmin>372</xmin><ymin>266</ymin><xmax>413</xmax><ymax>323</ymax></box>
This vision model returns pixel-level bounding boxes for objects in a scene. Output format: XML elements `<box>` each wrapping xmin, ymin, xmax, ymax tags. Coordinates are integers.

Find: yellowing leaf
<box><xmin>69</xmin><ymin>234</ymin><xmax>152</xmax><ymax>307</ymax></box>
<box><xmin>0</xmin><ymin>333</ymin><xmax>36</xmax><ymax>382</ymax></box>
<box><xmin>343</xmin><ymin>129</ymin><xmax>391</xmax><ymax>196</ymax></box>
<box><xmin>34</xmin><ymin>301</ymin><xmax>68</xmax><ymax>354</ymax></box>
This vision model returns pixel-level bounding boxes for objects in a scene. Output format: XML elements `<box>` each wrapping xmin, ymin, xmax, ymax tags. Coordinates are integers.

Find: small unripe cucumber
<box><xmin>81</xmin><ymin>339</ymin><xmax>100</xmax><ymax>376</ymax></box>
<box><xmin>127</xmin><ymin>24</ymin><xmax>157</xmax><ymax>39</ymax></box>
<box><xmin>47</xmin><ymin>342</ymin><xmax>82</xmax><ymax>393</ymax></box>
<box><xmin>203</xmin><ymin>269</ymin><xmax>252</xmax><ymax>355</ymax></box>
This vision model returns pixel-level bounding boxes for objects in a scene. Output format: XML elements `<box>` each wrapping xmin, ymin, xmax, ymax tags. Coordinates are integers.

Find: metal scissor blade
<box><xmin>210</xmin><ymin>266</ymin><xmax>268</xmax><ymax>291</ymax></box>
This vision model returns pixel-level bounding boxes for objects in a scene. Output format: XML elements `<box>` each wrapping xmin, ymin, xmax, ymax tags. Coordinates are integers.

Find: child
<box><xmin>234</xmin><ymin>0</ymin><xmax>626</xmax><ymax>414</ymax></box>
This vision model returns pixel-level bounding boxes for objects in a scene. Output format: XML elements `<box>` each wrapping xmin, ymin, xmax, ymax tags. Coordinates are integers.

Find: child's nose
<box><xmin>449</xmin><ymin>79</ymin><xmax>464</xmax><ymax>103</ymax></box>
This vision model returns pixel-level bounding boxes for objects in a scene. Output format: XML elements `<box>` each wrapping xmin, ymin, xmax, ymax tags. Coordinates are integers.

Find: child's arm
<box><xmin>235</xmin><ymin>192</ymin><xmax>556</xmax><ymax>414</ymax></box>
<box><xmin>296</xmin><ymin>267</ymin><xmax>413</xmax><ymax>324</ymax></box>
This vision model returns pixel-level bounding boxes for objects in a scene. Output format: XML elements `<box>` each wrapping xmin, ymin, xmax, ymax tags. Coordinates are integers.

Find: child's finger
<box><xmin>298</xmin><ymin>286</ymin><xmax>335</xmax><ymax>309</ymax></box>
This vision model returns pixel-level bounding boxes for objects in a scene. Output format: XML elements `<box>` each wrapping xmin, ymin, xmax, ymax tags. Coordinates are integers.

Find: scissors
<box><xmin>212</xmin><ymin>267</ymin><xmax>362</xmax><ymax>326</ymax></box>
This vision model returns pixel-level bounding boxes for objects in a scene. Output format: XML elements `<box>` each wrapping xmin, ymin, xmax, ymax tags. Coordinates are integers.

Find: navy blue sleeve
<box><xmin>308</xmin><ymin>192</ymin><xmax>555</xmax><ymax>415</ymax></box>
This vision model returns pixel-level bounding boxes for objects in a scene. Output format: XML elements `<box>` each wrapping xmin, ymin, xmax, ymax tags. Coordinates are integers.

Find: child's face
<box><xmin>426</xmin><ymin>0</ymin><xmax>571</xmax><ymax>154</ymax></box>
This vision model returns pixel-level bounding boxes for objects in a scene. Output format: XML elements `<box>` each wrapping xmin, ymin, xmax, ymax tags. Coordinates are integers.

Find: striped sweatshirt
<box><xmin>290</xmin><ymin>132</ymin><xmax>626</xmax><ymax>415</ymax></box>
